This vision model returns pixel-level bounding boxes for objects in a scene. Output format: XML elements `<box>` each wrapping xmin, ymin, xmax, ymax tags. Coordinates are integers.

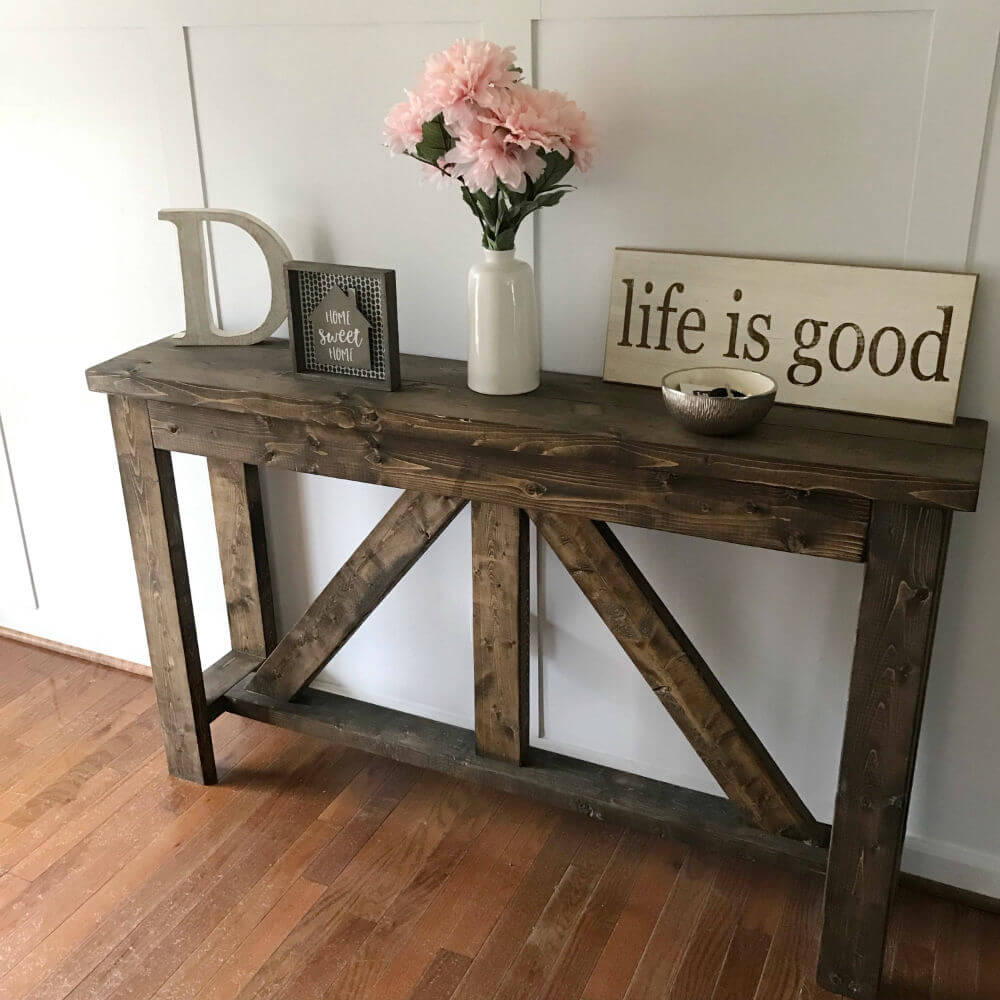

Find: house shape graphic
<box><xmin>309</xmin><ymin>283</ymin><xmax>373</xmax><ymax>370</ymax></box>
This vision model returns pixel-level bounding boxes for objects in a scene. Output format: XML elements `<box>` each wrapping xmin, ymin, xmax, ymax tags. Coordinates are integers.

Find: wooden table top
<box><xmin>87</xmin><ymin>337</ymin><xmax>988</xmax><ymax>511</ymax></box>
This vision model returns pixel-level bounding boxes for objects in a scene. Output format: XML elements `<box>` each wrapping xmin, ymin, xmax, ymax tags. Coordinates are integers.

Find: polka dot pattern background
<box><xmin>298</xmin><ymin>270</ymin><xmax>386</xmax><ymax>380</ymax></box>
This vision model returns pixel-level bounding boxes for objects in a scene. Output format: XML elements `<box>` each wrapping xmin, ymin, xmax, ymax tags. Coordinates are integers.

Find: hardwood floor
<box><xmin>0</xmin><ymin>637</ymin><xmax>994</xmax><ymax>1000</ymax></box>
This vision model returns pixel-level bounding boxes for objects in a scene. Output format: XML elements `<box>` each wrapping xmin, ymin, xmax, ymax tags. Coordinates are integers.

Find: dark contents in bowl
<box><xmin>690</xmin><ymin>386</ymin><xmax>746</xmax><ymax>399</ymax></box>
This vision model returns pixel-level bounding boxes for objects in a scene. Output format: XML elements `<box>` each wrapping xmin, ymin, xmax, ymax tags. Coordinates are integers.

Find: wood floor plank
<box><xmin>318</xmin><ymin>755</ymin><xmax>401</xmax><ymax>825</ymax></box>
<box><xmin>3</xmin><ymin>729</ymin><xmax>297</xmax><ymax>1000</ymax></box>
<box><xmin>8</xmin><ymin>704</ymin><xmax>149</xmax><ymax>801</ymax></box>
<box><xmin>366</xmin><ymin>796</ymin><xmax>541</xmax><ymax>1000</ymax></box>
<box><xmin>322</xmin><ymin>789</ymin><xmax>500</xmax><ymax>1000</ymax></box>
<box><xmin>884</xmin><ymin>888</ymin><xmax>937</xmax><ymax>1000</ymax></box>
<box><xmin>540</xmin><ymin>830</ymin><xmax>646</xmax><ymax>1000</ymax></box>
<box><xmin>60</xmin><ymin>743</ymin><xmax>358</xmax><ymax>1000</ymax></box>
<box><xmin>753</xmin><ymin>873</ymin><xmax>824</xmax><ymax>1000</ymax></box>
<box><xmin>974</xmin><ymin>910</ymin><xmax>1000</xmax><ymax>1000</ymax></box>
<box><xmin>292</xmin><ymin>788</ymin><xmax>499</xmax><ymax>1000</ymax></box>
<box><xmin>931</xmin><ymin>900</ymin><xmax>981</xmax><ymax>1000</ymax></box>
<box><xmin>582</xmin><ymin>838</ymin><xmax>689</xmax><ymax>1000</ymax></box>
<box><xmin>233</xmin><ymin>775</ymin><xmax>467</xmax><ymax>1000</ymax></box>
<box><xmin>623</xmin><ymin>849</ymin><xmax>720</xmax><ymax>1000</ymax></box>
<box><xmin>710</xmin><ymin>866</ymin><xmax>794</xmax><ymax>1000</ymax></box>
<box><xmin>440</xmin><ymin>803</ymin><xmax>559</xmax><ymax>960</ymax></box>
<box><xmin>407</xmin><ymin>950</ymin><xmax>471</xmax><ymax>1000</ymax></box>
<box><xmin>0</xmin><ymin>677</ymin><xmax>150</xmax><ymax>794</ymax></box>
<box><xmin>304</xmin><ymin>762</ymin><xmax>415</xmax><ymax>885</ymax></box>
<box><xmin>0</xmin><ymin>650</ymin><xmax>991</xmax><ymax>1000</ymax></box>
<box><xmin>0</xmin><ymin>711</ymin><xmax>162</xmax><ymax>873</ymax></box>
<box><xmin>0</xmin><ymin>660</ymin><xmax>89</xmax><ymax>737</ymax></box>
<box><xmin>0</xmin><ymin>876</ymin><xmax>32</xmax><ymax>914</ymax></box>
<box><xmin>0</xmin><ymin>653</ymin><xmax>67</xmax><ymax>712</ymax></box>
<box><xmin>668</xmin><ymin>860</ymin><xmax>756</xmax><ymax>999</ymax></box>
<box><xmin>0</xmin><ymin>767</ymin><xmax>207</xmax><ymax>980</ymax></box>
<box><xmin>17</xmin><ymin>672</ymin><xmax>146</xmax><ymax>750</ymax></box>
<box><xmin>151</xmin><ymin>818</ymin><xmax>340</xmax><ymax>1000</ymax></box>
<box><xmin>447</xmin><ymin>813</ymin><xmax>594</xmax><ymax>1000</ymax></box>
<box><xmin>491</xmin><ymin>826</ymin><xmax>620</xmax><ymax>1000</ymax></box>
<box><xmin>10</xmin><ymin>714</ymin><xmax>256</xmax><ymax>883</ymax></box>
<box><xmin>194</xmin><ymin>877</ymin><xmax>327</xmax><ymax>1000</ymax></box>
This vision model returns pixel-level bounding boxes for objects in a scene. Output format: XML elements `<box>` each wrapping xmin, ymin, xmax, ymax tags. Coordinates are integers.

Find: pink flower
<box><xmin>383</xmin><ymin>90</ymin><xmax>427</xmax><ymax>154</ymax></box>
<box><xmin>559</xmin><ymin>98</ymin><xmax>597</xmax><ymax>172</ymax></box>
<box><xmin>481</xmin><ymin>84</ymin><xmax>596</xmax><ymax>171</ymax></box>
<box><xmin>443</xmin><ymin>118</ymin><xmax>545</xmax><ymax>196</ymax></box>
<box><xmin>420</xmin><ymin>39</ymin><xmax>520</xmax><ymax>114</ymax></box>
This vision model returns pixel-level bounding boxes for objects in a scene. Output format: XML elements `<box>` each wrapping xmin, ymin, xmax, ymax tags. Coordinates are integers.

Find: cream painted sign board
<box><xmin>603</xmin><ymin>249</ymin><xmax>977</xmax><ymax>424</ymax></box>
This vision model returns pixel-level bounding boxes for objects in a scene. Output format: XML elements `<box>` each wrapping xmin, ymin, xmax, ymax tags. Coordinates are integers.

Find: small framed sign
<box><xmin>603</xmin><ymin>249</ymin><xmax>977</xmax><ymax>424</ymax></box>
<box><xmin>286</xmin><ymin>261</ymin><xmax>400</xmax><ymax>390</ymax></box>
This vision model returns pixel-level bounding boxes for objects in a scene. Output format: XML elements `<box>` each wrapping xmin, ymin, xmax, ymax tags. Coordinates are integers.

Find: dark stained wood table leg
<box><xmin>109</xmin><ymin>395</ymin><xmax>216</xmax><ymax>784</ymax></box>
<box><xmin>472</xmin><ymin>502</ymin><xmax>530</xmax><ymax>764</ymax></box>
<box><xmin>207</xmin><ymin>458</ymin><xmax>277</xmax><ymax>658</ymax></box>
<box><xmin>818</xmin><ymin>501</ymin><xmax>952</xmax><ymax>999</ymax></box>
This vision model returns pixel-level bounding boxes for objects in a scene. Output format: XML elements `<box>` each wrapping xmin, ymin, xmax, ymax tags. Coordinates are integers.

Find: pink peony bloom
<box><xmin>558</xmin><ymin>98</ymin><xmax>596</xmax><ymax>171</ymax></box>
<box><xmin>482</xmin><ymin>84</ymin><xmax>596</xmax><ymax>171</ymax></box>
<box><xmin>420</xmin><ymin>39</ymin><xmax>520</xmax><ymax>115</ymax></box>
<box><xmin>383</xmin><ymin>90</ymin><xmax>428</xmax><ymax>155</ymax></box>
<box><xmin>443</xmin><ymin>118</ymin><xmax>545</xmax><ymax>196</ymax></box>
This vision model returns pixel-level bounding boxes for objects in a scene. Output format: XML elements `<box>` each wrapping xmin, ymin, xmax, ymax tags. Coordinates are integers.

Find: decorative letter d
<box><xmin>159</xmin><ymin>208</ymin><xmax>293</xmax><ymax>346</ymax></box>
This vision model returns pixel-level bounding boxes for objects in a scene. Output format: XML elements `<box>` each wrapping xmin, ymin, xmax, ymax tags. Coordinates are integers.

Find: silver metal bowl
<box><xmin>661</xmin><ymin>367</ymin><xmax>776</xmax><ymax>436</ymax></box>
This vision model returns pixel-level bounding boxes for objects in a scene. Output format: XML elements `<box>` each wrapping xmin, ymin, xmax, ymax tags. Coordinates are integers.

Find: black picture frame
<box><xmin>285</xmin><ymin>260</ymin><xmax>401</xmax><ymax>391</ymax></box>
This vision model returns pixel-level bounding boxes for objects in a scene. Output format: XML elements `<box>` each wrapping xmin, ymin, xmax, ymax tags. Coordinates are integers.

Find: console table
<box><xmin>87</xmin><ymin>337</ymin><xmax>987</xmax><ymax>1000</ymax></box>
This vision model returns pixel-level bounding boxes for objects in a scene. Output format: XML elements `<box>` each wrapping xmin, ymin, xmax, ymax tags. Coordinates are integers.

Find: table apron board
<box><xmin>146</xmin><ymin>399</ymin><xmax>870</xmax><ymax>561</ymax></box>
<box><xmin>95</xmin><ymin>360</ymin><xmax>983</xmax><ymax>1000</ymax></box>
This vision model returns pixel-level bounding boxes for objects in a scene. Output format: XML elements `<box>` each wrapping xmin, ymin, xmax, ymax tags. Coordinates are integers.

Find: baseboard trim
<box><xmin>0</xmin><ymin>626</ymin><xmax>151</xmax><ymax>678</ymax></box>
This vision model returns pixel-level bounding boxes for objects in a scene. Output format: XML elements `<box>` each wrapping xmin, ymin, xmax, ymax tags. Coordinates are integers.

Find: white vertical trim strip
<box><xmin>0</xmin><ymin>412</ymin><xmax>39</xmax><ymax>610</ymax></box>
<box><xmin>146</xmin><ymin>25</ymin><xmax>225</xmax><ymax>323</ymax></box>
<box><xmin>904</xmin><ymin>6</ymin><xmax>1000</xmax><ymax>269</ymax></box>
<box><xmin>146</xmin><ymin>25</ymin><xmax>205</xmax><ymax>206</ymax></box>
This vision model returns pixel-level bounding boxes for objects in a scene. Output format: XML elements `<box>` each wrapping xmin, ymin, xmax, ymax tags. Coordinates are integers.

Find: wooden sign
<box><xmin>603</xmin><ymin>249</ymin><xmax>977</xmax><ymax>424</ymax></box>
<box><xmin>309</xmin><ymin>285</ymin><xmax>372</xmax><ymax>370</ymax></box>
<box><xmin>286</xmin><ymin>261</ymin><xmax>400</xmax><ymax>391</ymax></box>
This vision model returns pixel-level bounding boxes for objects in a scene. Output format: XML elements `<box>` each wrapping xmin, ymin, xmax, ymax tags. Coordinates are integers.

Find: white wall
<box><xmin>2</xmin><ymin>0</ymin><xmax>999</xmax><ymax>895</ymax></box>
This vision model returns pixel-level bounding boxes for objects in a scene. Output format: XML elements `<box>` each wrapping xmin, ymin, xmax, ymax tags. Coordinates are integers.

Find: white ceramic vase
<box><xmin>467</xmin><ymin>248</ymin><xmax>540</xmax><ymax>395</ymax></box>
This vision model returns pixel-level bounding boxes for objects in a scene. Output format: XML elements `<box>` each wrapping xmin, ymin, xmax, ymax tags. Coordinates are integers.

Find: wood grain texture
<box><xmin>86</xmin><ymin>339</ymin><xmax>986</xmax><ymax>512</ymax></box>
<box><xmin>207</xmin><ymin>459</ymin><xmax>276</xmax><ymax>657</ymax></box>
<box><xmin>471</xmin><ymin>503</ymin><xmax>529</xmax><ymax>764</ymax></box>
<box><xmin>819</xmin><ymin>502</ymin><xmax>952</xmax><ymax>1000</ymax></box>
<box><xmin>107</xmin><ymin>395</ymin><xmax>215</xmax><ymax>784</ymax></box>
<box><xmin>531</xmin><ymin>512</ymin><xmax>820</xmax><ymax>842</ymax></box>
<box><xmin>203</xmin><ymin>651</ymin><xmax>261</xmax><ymax>720</ymax></box>
<box><xmin>248</xmin><ymin>491</ymin><xmax>467</xmax><ymax>702</ymax></box>
<box><xmin>0</xmin><ymin>647</ymin><xmax>995</xmax><ymax>1000</ymax></box>
<box><xmin>146</xmin><ymin>399</ymin><xmax>871</xmax><ymax>561</ymax></box>
<box><xmin>221</xmin><ymin>674</ymin><xmax>827</xmax><ymax>876</ymax></box>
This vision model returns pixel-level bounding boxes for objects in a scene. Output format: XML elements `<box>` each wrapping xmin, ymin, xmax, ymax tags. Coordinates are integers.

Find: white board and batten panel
<box><xmin>603</xmin><ymin>249</ymin><xmax>977</xmax><ymax>424</ymax></box>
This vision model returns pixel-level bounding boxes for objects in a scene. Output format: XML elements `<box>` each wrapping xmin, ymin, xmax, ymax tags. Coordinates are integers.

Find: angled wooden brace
<box><xmin>248</xmin><ymin>490</ymin><xmax>467</xmax><ymax>702</ymax></box>
<box><xmin>531</xmin><ymin>510</ymin><xmax>823</xmax><ymax>843</ymax></box>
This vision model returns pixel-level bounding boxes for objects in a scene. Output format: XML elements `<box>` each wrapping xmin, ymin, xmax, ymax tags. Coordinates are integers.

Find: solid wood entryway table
<box><xmin>88</xmin><ymin>337</ymin><xmax>987</xmax><ymax>1000</ymax></box>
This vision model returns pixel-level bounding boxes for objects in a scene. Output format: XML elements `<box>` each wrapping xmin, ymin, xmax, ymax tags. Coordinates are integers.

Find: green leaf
<box><xmin>460</xmin><ymin>184</ymin><xmax>483</xmax><ymax>220</ymax></box>
<box><xmin>491</xmin><ymin>228</ymin><xmax>517</xmax><ymax>251</ymax></box>
<box><xmin>536</xmin><ymin>150</ymin><xmax>575</xmax><ymax>191</ymax></box>
<box><xmin>474</xmin><ymin>190</ymin><xmax>498</xmax><ymax>229</ymax></box>
<box><xmin>504</xmin><ymin>185</ymin><xmax>574</xmax><ymax>231</ymax></box>
<box><xmin>414</xmin><ymin>114</ymin><xmax>454</xmax><ymax>164</ymax></box>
